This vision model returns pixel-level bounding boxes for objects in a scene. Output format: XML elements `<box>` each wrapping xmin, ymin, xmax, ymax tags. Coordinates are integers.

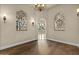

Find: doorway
<box><xmin>37</xmin><ymin>18</ymin><xmax>46</xmax><ymax>40</ymax></box>
<box><xmin>37</xmin><ymin>18</ymin><xmax>50</xmax><ymax>54</ymax></box>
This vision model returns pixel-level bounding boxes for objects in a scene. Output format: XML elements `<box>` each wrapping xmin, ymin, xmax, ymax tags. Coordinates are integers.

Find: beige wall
<box><xmin>45</xmin><ymin>4</ymin><xmax>79</xmax><ymax>46</ymax></box>
<box><xmin>0</xmin><ymin>5</ymin><xmax>1</xmax><ymax>47</ymax></box>
<box><xmin>0</xmin><ymin>4</ymin><xmax>38</xmax><ymax>49</ymax></box>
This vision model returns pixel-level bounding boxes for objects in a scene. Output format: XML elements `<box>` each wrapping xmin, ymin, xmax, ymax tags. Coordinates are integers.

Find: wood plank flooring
<box><xmin>0</xmin><ymin>40</ymin><xmax>79</xmax><ymax>55</ymax></box>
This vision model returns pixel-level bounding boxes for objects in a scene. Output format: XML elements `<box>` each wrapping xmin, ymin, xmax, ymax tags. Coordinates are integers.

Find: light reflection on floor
<box><xmin>37</xmin><ymin>34</ymin><xmax>50</xmax><ymax>54</ymax></box>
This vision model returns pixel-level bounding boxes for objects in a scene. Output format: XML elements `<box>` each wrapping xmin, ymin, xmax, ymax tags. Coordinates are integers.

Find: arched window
<box><xmin>16</xmin><ymin>10</ymin><xmax>27</xmax><ymax>31</ymax></box>
<box><xmin>54</xmin><ymin>13</ymin><xmax>65</xmax><ymax>31</ymax></box>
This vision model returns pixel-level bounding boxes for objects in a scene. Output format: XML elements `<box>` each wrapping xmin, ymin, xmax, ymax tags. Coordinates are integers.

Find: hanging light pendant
<box><xmin>35</xmin><ymin>4</ymin><xmax>45</xmax><ymax>12</ymax></box>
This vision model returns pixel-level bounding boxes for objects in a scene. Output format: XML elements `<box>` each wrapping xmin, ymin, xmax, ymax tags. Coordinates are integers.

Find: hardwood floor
<box><xmin>0</xmin><ymin>40</ymin><xmax>79</xmax><ymax>55</ymax></box>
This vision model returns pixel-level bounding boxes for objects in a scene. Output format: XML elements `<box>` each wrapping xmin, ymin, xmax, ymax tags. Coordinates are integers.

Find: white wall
<box><xmin>45</xmin><ymin>4</ymin><xmax>79</xmax><ymax>46</ymax></box>
<box><xmin>0</xmin><ymin>5</ymin><xmax>1</xmax><ymax>48</ymax></box>
<box><xmin>0</xmin><ymin>4</ymin><xmax>37</xmax><ymax>50</ymax></box>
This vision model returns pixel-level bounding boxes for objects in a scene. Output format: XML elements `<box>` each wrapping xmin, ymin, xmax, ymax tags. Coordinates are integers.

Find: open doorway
<box><xmin>37</xmin><ymin>18</ymin><xmax>46</xmax><ymax>40</ymax></box>
<box><xmin>37</xmin><ymin>18</ymin><xmax>50</xmax><ymax>54</ymax></box>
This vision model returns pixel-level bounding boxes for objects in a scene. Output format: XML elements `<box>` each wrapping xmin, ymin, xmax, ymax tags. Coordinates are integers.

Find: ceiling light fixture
<box><xmin>35</xmin><ymin>4</ymin><xmax>45</xmax><ymax>12</ymax></box>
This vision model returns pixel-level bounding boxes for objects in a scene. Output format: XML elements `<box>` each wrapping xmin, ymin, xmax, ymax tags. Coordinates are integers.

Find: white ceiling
<box><xmin>45</xmin><ymin>4</ymin><xmax>56</xmax><ymax>9</ymax></box>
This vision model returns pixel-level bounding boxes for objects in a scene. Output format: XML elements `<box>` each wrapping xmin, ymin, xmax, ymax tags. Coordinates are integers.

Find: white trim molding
<box><xmin>47</xmin><ymin>38</ymin><xmax>79</xmax><ymax>47</ymax></box>
<box><xmin>0</xmin><ymin>39</ymin><xmax>37</xmax><ymax>50</ymax></box>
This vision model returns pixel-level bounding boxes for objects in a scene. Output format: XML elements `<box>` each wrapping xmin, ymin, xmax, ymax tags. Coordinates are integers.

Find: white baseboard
<box><xmin>1</xmin><ymin>38</ymin><xmax>79</xmax><ymax>50</ymax></box>
<box><xmin>0</xmin><ymin>39</ymin><xmax>37</xmax><ymax>50</ymax></box>
<box><xmin>47</xmin><ymin>38</ymin><xmax>79</xmax><ymax>47</ymax></box>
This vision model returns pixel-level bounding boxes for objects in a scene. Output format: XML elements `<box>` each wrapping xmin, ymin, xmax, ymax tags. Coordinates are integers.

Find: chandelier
<box><xmin>35</xmin><ymin>4</ymin><xmax>45</xmax><ymax>12</ymax></box>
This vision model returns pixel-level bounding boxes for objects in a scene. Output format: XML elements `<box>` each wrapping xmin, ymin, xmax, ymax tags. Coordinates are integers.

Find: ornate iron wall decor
<box><xmin>54</xmin><ymin>13</ymin><xmax>65</xmax><ymax>31</ymax></box>
<box><xmin>16</xmin><ymin>10</ymin><xmax>27</xmax><ymax>31</ymax></box>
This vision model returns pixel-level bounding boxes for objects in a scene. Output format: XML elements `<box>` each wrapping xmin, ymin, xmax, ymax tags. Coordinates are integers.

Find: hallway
<box><xmin>0</xmin><ymin>4</ymin><xmax>79</xmax><ymax>55</ymax></box>
<box><xmin>0</xmin><ymin>40</ymin><xmax>79</xmax><ymax>55</ymax></box>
